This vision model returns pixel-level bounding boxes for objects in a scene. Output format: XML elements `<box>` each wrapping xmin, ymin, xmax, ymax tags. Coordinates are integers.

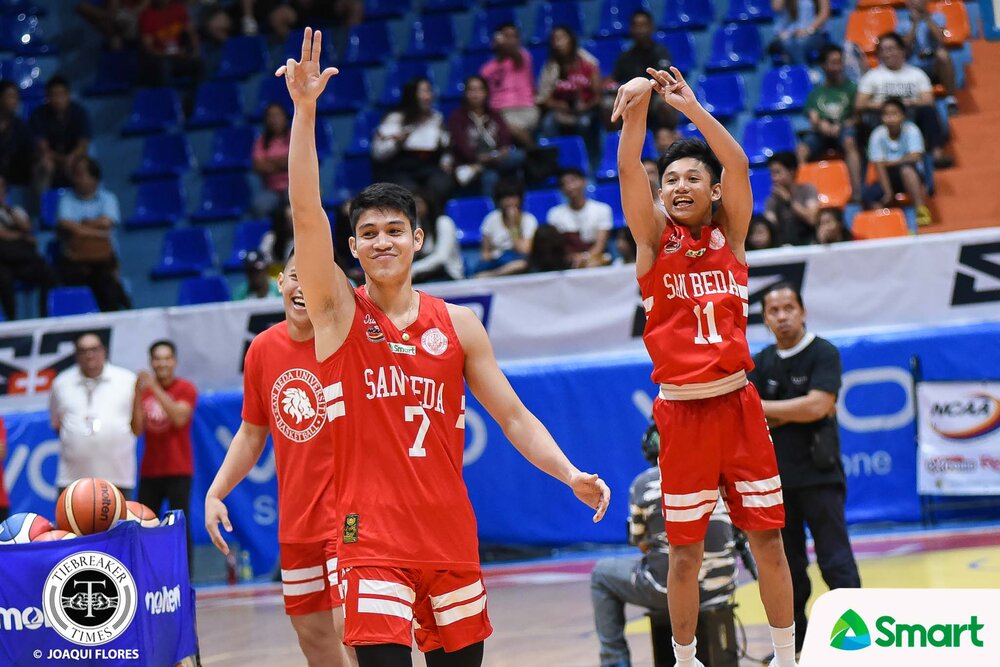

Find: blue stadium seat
<box><xmin>203</xmin><ymin>125</ymin><xmax>257</xmax><ymax>172</ymax></box>
<box><xmin>749</xmin><ymin>167</ymin><xmax>772</xmax><ymax>215</ymax></box>
<box><xmin>755</xmin><ymin>66</ymin><xmax>812</xmax><ymax>114</ymax></box>
<box><xmin>657</xmin><ymin>30</ymin><xmax>696</xmax><ymax>73</ymax></box>
<box><xmin>538</xmin><ymin>136</ymin><xmax>589</xmax><ymax>175</ymax></box>
<box><xmin>532</xmin><ymin>2</ymin><xmax>586</xmax><ymax>46</ymax></box>
<box><xmin>126</xmin><ymin>177</ymin><xmax>186</xmax><ymax>228</ymax></box>
<box><xmin>39</xmin><ymin>188</ymin><xmax>64</xmax><ymax>230</ymax></box>
<box><xmin>442</xmin><ymin>53</ymin><xmax>489</xmax><ymax>103</ymax></box>
<box><xmin>324</xmin><ymin>67</ymin><xmax>370</xmax><ymax>113</ymax></box>
<box><xmin>660</xmin><ymin>0</ymin><xmax>713</xmax><ymax>31</ymax></box>
<box><xmin>188</xmin><ymin>81</ymin><xmax>244</xmax><ymax>129</ymax></box>
<box><xmin>725</xmin><ymin>0</ymin><xmax>774</xmax><ymax>23</ymax></box>
<box><xmin>47</xmin><ymin>287</ymin><xmax>99</xmax><ymax>317</ymax></box>
<box><xmin>467</xmin><ymin>8</ymin><xmax>521</xmax><ymax>53</ymax></box>
<box><xmin>281</xmin><ymin>29</ymin><xmax>337</xmax><ymax>69</ymax></box>
<box><xmin>190</xmin><ymin>173</ymin><xmax>251</xmax><ymax>222</ymax></box>
<box><xmin>177</xmin><ymin>276</ymin><xmax>231</xmax><ymax>305</ymax></box>
<box><xmin>344</xmin><ymin>110</ymin><xmax>383</xmax><ymax>158</ymax></box>
<box><xmin>214</xmin><ymin>35</ymin><xmax>268</xmax><ymax>80</ymax></box>
<box><xmin>406</xmin><ymin>14</ymin><xmax>456</xmax><ymax>60</ymax></box>
<box><xmin>585</xmin><ymin>39</ymin><xmax>626</xmax><ymax>79</ymax></box>
<box><xmin>595</xmin><ymin>0</ymin><xmax>652</xmax><ymax>39</ymax></box>
<box><xmin>344</xmin><ymin>23</ymin><xmax>393</xmax><ymax>66</ymax></box>
<box><xmin>0</xmin><ymin>0</ymin><xmax>46</xmax><ymax>16</ymax></box>
<box><xmin>314</xmin><ymin>117</ymin><xmax>335</xmax><ymax>162</ymax></box>
<box><xmin>364</xmin><ymin>0</ymin><xmax>408</xmax><ymax>19</ymax></box>
<box><xmin>0</xmin><ymin>57</ymin><xmax>44</xmax><ymax>100</ymax></box>
<box><xmin>678</xmin><ymin>122</ymin><xmax>704</xmax><ymax>140</ymax></box>
<box><xmin>224</xmin><ymin>219</ymin><xmax>272</xmax><ymax>271</ymax></box>
<box><xmin>421</xmin><ymin>0</ymin><xmax>467</xmax><ymax>13</ymax></box>
<box><xmin>742</xmin><ymin>115</ymin><xmax>797</xmax><ymax>165</ymax></box>
<box><xmin>589</xmin><ymin>182</ymin><xmax>626</xmax><ymax>228</ymax></box>
<box><xmin>706</xmin><ymin>23</ymin><xmax>762</xmax><ymax>71</ymax></box>
<box><xmin>596</xmin><ymin>132</ymin><xmax>657</xmax><ymax>181</ymax></box>
<box><xmin>380</xmin><ymin>61</ymin><xmax>435</xmax><ymax>108</ymax></box>
<box><xmin>1</xmin><ymin>13</ymin><xmax>53</xmax><ymax>55</ymax></box>
<box><xmin>122</xmin><ymin>87</ymin><xmax>182</xmax><ymax>135</ymax></box>
<box><xmin>445</xmin><ymin>196</ymin><xmax>493</xmax><ymax>246</ymax></box>
<box><xmin>696</xmin><ymin>72</ymin><xmax>746</xmax><ymax>119</ymax></box>
<box><xmin>132</xmin><ymin>133</ymin><xmax>194</xmax><ymax>181</ymax></box>
<box><xmin>528</xmin><ymin>45</ymin><xmax>549</xmax><ymax>80</ymax></box>
<box><xmin>332</xmin><ymin>156</ymin><xmax>374</xmax><ymax>201</ymax></box>
<box><xmin>524</xmin><ymin>188</ymin><xmax>563</xmax><ymax>222</ymax></box>
<box><xmin>252</xmin><ymin>76</ymin><xmax>293</xmax><ymax>121</ymax></box>
<box><xmin>83</xmin><ymin>49</ymin><xmax>137</xmax><ymax>96</ymax></box>
<box><xmin>152</xmin><ymin>228</ymin><xmax>217</xmax><ymax>279</ymax></box>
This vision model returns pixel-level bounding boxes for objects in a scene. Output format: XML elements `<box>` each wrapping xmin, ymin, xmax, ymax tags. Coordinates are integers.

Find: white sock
<box><xmin>769</xmin><ymin>624</ymin><xmax>797</xmax><ymax>666</ymax></box>
<box><xmin>671</xmin><ymin>636</ymin><xmax>698</xmax><ymax>667</ymax></box>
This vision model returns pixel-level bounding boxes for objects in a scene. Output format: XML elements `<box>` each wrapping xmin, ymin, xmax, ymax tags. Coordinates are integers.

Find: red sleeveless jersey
<box><xmin>242</xmin><ymin>323</ymin><xmax>342</xmax><ymax>543</ymax></box>
<box><xmin>321</xmin><ymin>287</ymin><xmax>478</xmax><ymax>569</ymax></box>
<box><xmin>638</xmin><ymin>221</ymin><xmax>753</xmax><ymax>387</ymax></box>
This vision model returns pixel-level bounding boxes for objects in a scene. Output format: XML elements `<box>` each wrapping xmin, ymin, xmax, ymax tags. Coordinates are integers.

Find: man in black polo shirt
<box><xmin>749</xmin><ymin>282</ymin><xmax>861</xmax><ymax>655</ymax></box>
<box><xmin>605</xmin><ymin>10</ymin><xmax>676</xmax><ymax>130</ymax></box>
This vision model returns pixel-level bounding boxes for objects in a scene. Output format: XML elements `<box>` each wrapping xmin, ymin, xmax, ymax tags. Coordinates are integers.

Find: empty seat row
<box><xmin>152</xmin><ymin>220</ymin><xmax>272</xmax><ymax>280</ymax></box>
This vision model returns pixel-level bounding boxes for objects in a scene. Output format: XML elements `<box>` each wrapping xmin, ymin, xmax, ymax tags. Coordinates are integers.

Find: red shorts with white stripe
<box><xmin>342</xmin><ymin>566</ymin><xmax>492</xmax><ymax>652</ymax></box>
<box><xmin>279</xmin><ymin>540</ymin><xmax>343</xmax><ymax>615</ymax></box>
<box><xmin>653</xmin><ymin>382</ymin><xmax>785</xmax><ymax>546</ymax></box>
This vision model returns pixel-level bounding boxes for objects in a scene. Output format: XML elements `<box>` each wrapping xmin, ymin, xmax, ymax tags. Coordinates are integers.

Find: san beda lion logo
<box><xmin>282</xmin><ymin>387</ymin><xmax>316</xmax><ymax>424</ymax></box>
<box><xmin>271</xmin><ymin>369</ymin><xmax>326</xmax><ymax>442</ymax></box>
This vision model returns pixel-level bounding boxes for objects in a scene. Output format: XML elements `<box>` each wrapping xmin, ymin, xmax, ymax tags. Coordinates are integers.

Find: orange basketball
<box><xmin>33</xmin><ymin>529</ymin><xmax>76</xmax><ymax>542</ymax></box>
<box><xmin>56</xmin><ymin>478</ymin><xmax>127</xmax><ymax>535</ymax></box>
<box><xmin>125</xmin><ymin>501</ymin><xmax>160</xmax><ymax>528</ymax></box>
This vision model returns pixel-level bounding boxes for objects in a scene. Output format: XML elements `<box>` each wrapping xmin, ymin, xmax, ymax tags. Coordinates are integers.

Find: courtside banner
<box><xmin>1</xmin><ymin>228</ymin><xmax>999</xmax><ymax>412</ymax></box>
<box><xmin>0</xmin><ymin>513</ymin><xmax>197</xmax><ymax>666</ymax></box>
<box><xmin>917</xmin><ymin>381</ymin><xmax>1000</xmax><ymax>495</ymax></box>
<box><xmin>801</xmin><ymin>588</ymin><xmax>1000</xmax><ymax>666</ymax></box>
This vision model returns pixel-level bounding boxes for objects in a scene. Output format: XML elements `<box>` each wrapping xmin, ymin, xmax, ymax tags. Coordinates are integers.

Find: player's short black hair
<box><xmin>631</xmin><ymin>9</ymin><xmax>653</xmax><ymax>23</ymax></box>
<box><xmin>768</xmin><ymin>151</ymin><xmax>799</xmax><ymax>174</ymax></box>
<box><xmin>349</xmin><ymin>182</ymin><xmax>417</xmax><ymax>233</ymax></box>
<box><xmin>762</xmin><ymin>281</ymin><xmax>805</xmax><ymax>310</ymax></box>
<box><xmin>46</xmin><ymin>75</ymin><xmax>69</xmax><ymax>92</ymax></box>
<box><xmin>658</xmin><ymin>139</ymin><xmax>722</xmax><ymax>184</ymax></box>
<box><xmin>881</xmin><ymin>97</ymin><xmax>906</xmax><ymax>115</ymax></box>
<box><xmin>818</xmin><ymin>43</ymin><xmax>843</xmax><ymax>64</ymax></box>
<box><xmin>877</xmin><ymin>32</ymin><xmax>906</xmax><ymax>52</ymax></box>
<box><xmin>149</xmin><ymin>339</ymin><xmax>176</xmax><ymax>357</ymax></box>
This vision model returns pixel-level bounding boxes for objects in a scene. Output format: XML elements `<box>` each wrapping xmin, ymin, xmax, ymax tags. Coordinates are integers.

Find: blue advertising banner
<box><xmin>0</xmin><ymin>512</ymin><xmax>197</xmax><ymax>666</ymax></box>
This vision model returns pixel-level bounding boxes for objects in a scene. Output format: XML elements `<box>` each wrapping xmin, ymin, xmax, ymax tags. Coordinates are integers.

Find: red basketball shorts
<box><xmin>653</xmin><ymin>382</ymin><xmax>785</xmax><ymax>545</ymax></box>
<box><xmin>342</xmin><ymin>565</ymin><xmax>492</xmax><ymax>652</ymax></box>
<box><xmin>279</xmin><ymin>539</ymin><xmax>343</xmax><ymax>615</ymax></box>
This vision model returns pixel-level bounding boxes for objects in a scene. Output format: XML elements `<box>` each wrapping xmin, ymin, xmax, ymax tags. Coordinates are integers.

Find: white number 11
<box><xmin>405</xmin><ymin>406</ymin><xmax>430</xmax><ymax>457</ymax></box>
<box><xmin>693</xmin><ymin>302</ymin><xmax>722</xmax><ymax>345</ymax></box>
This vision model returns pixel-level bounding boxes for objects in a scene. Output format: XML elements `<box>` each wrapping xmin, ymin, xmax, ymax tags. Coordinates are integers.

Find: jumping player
<box><xmin>277</xmin><ymin>29</ymin><xmax>611</xmax><ymax>667</ymax></box>
<box><xmin>612</xmin><ymin>68</ymin><xmax>799</xmax><ymax>667</ymax></box>
<box><xmin>204</xmin><ymin>251</ymin><xmax>356</xmax><ymax>667</ymax></box>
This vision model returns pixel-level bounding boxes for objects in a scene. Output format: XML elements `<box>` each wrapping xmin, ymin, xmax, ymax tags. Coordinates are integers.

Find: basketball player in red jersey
<box><xmin>612</xmin><ymin>68</ymin><xmax>799</xmax><ymax>667</ymax></box>
<box><xmin>204</xmin><ymin>251</ymin><xmax>356</xmax><ymax>667</ymax></box>
<box><xmin>277</xmin><ymin>29</ymin><xmax>611</xmax><ymax>667</ymax></box>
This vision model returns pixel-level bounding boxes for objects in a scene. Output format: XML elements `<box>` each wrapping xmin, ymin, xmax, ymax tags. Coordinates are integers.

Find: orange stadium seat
<box><xmin>851</xmin><ymin>208</ymin><xmax>910</xmax><ymax>239</ymax></box>
<box><xmin>845</xmin><ymin>7</ymin><xmax>898</xmax><ymax>55</ymax></box>
<box><xmin>929</xmin><ymin>1</ymin><xmax>971</xmax><ymax>47</ymax></box>
<box><xmin>796</xmin><ymin>160</ymin><xmax>853</xmax><ymax>208</ymax></box>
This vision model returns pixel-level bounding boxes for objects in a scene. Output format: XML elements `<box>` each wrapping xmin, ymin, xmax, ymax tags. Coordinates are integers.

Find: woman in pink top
<box><xmin>480</xmin><ymin>23</ymin><xmax>539</xmax><ymax>147</ymax></box>
<box><xmin>252</xmin><ymin>103</ymin><xmax>291</xmax><ymax>217</ymax></box>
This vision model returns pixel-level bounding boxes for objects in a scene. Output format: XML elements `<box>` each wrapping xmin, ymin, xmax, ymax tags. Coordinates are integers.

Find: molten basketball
<box><xmin>56</xmin><ymin>478</ymin><xmax>127</xmax><ymax>535</ymax></box>
<box><xmin>33</xmin><ymin>529</ymin><xmax>77</xmax><ymax>542</ymax></box>
<box><xmin>125</xmin><ymin>501</ymin><xmax>160</xmax><ymax>527</ymax></box>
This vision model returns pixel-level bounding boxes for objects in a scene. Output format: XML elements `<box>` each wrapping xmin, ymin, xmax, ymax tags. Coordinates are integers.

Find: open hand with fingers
<box><xmin>609</xmin><ymin>76</ymin><xmax>654</xmax><ymax>123</ymax></box>
<box><xmin>570</xmin><ymin>471</ymin><xmax>612</xmax><ymax>523</ymax></box>
<box><xmin>646</xmin><ymin>66</ymin><xmax>699</xmax><ymax>115</ymax></box>
<box><xmin>275</xmin><ymin>26</ymin><xmax>339</xmax><ymax>105</ymax></box>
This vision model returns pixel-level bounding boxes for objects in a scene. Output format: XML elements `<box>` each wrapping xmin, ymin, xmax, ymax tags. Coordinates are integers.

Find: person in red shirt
<box><xmin>204</xmin><ymin>252</ymin><xmax>356</xmax><ymax>667</ymax></box>
<box><xmin>137</xmin><ymin>340</ymin><xmax>197</xmax><ymax>550</ymax></box>
<box><xmin>0</xmin><ymin>416</ymin><xmax>9</xmax><ymax>522</ymax></box>
<box><xmin>613</xmin><ymin>69</ymin><xmax>797</xmax><ymax>667</ymax></box>
<box><xmin>280</xmin><ymin>29</ymin><xmax>610</xmax><ymax>667</ymax></box>
<box><xmin>137</xmin><ymin>0</ymin><xmax>202</xmax><ymax>88</ymax></box>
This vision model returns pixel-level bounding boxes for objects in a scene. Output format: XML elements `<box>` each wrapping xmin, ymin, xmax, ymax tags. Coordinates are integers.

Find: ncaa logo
<box><xmin>271</xmin><ymin>369</ymin><xmax>327</xmax><ymax>442</ymax></box>
<box><xmin>43</xmin><ymin>551</ymin><xmax>137</xmax><ymax>646</ymax></box>
<box><xmin>930</xmin><ymin>393</ymin><xmax>1000</xmax><ymax>440</ymax></box>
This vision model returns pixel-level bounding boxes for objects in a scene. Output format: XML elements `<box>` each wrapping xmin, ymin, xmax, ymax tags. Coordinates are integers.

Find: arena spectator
<box><xmin>765</xmin><ymin>152</ymin><xmax>820</xmax><ymax>246</ymax></box>
<box><xmin>412</xmin><ymin>191</ymin><xmax>464</xmax><ymax>283</ymax></box>
<box><xmin>801</xmin><ymin>44</ymin><xmax>862</xmax><ymax>200</ymax></box>
<box><xmin>76</xmin><ymin>0</ymin><xmax>145</xmax><ymax>50</ymax></box>
<box><xmin>606</xmin><ymin>10</ymin><xmax>675</xmax><ymax>130</ymax></box>
<box><xmin>537</xmin><ymin>26</ymin><xmax>602</xmax><ymax>162</ymax></box>
<box><xmin>747</xmin><ymin>215</ymin><xmax>779</xmax><ymax>250</ymax></box>
<box><xmin>815</xmin><ymin>208</ymin><xmax>849</xmax><ymax>244</ymax></box>
<box><xmin>448</xmin><ymin>75</ymin><xmax>524</xmax><ymax>197</ymax></box>
<box><xmin>864</xmin><ymin>97</ymin><xmax>932</xmax><ymax>226</ymax></box>
<box><xmin>252</xmin><ymin>103</ymin><xmax>291</xmax><ymax>218</ymax></box>
<box><xmin>29</xmin><ymin>76</ymin><xmax>91</xmax><ymax>192</ymax></box>
<box><xmin>234</xmin><ymin>250</ymin><xmax>280</xmax><ymax>300</ymax></box>
<box><xmin>137</xmin><ymin>339</ymin><xmax>197</xmax><ymax>559</ymax></box>
<box><xmin>259</xmin><ymin>201</ymin><xmax>293</xmax><ymax>270</ymax></box>
<box><xmin>526</xmin><ymin>223</ymin><xmax>570</xmax><ymax>273</ymax></box>
<box><xmin>372</xmin><ymin>77</ymin><xmax>453</xmax><ymax>204</ymax></box>
<box><xmin>855</xmin><ymin>32</ymin><xmax>950</xmax><ymax>168</ymax></box>
<box><xmin>56</xmin><ymin>156</ymin><xmax>131</xmax><ymax>311</ymax></box>
<box><xmin>137</xmin><ymin>0</ymin><xmax>204</xmax><ymax>89</ymax></box>
<box><xmin>546</xmin><ymin>168</ymin><xmax>613</xmax><ymax>267</ymax></box>
<box><xmin>613</xmin><ymin>227</ymin><xmax>637</xmax><ymax>265</ymax></box>
<box><xmin>0</xmin><ymin>416</ymin><xmax>8</xmax><ymax>522</ymax></box>
<box><xmin>642</xmin><ymin>158</ymin><xmax>660</xmax><ymax>200</ymax></box>
<box><xmin>652</xmin><ymin>125</ymin><xmax>680</xmax><ymax>156</ymax></box>
<box><xmin>0</xmin><ymin>175</ymin><xmax>55</xmax><ymax>320</ymax></box>
<box><xmin>475</xmin><ymin>179</ymin><xmax>537</xmax><ymax>277</ymax></box>
<box><xmin>0</xmin><ymin>81</ymin><xmax>32</xmax><ymax>187</ymax></box>
<box><xmin>769</xmin><ymin>0</ymin><xmax>831</xmax><ymax>65</ymax></box>
<box><xmin>480</xmin><ymin>23</ymin><xmax>538</xmax><ymax>147</ymax></box>
<box><xmin>50</xmin><ymin>332</ymin><xmax>142</xmax><ymax>499</ymax></box>
<box><xmin>897</xmin><ymin>0</ymin><xmax>958</xmax><ymax>112</ymax></box>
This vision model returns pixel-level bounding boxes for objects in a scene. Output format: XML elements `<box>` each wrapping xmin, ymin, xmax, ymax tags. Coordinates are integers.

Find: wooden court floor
<box><xmin>195</xmin><ymin>524</ymin><xmax>1000</xmax><ymax>667</ymax></box>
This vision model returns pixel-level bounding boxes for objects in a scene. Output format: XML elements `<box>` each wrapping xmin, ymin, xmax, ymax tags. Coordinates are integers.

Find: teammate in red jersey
<box><xmin>277</xmin><ymin>28</ymin><xmax>611</xmax><ymax>667</ymax></box>
<box><xmin>204</xmin><ymin>251</ymin><xmax>356</xmax><ymax>667</ymax></box>
<box><xmin>612</xmin><ymin>68</ymin><xmax>799</xmax><ymax>667</ymax></box>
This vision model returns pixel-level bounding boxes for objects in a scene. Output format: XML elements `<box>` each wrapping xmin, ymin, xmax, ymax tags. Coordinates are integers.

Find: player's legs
<box><xmin>424</xmin><ymin>642</ymin><xmax>485</xmax><ymax>667</ymax></box>
<box><xmin>665</xmin><ymin>541</ymin><xmax>705</xmax><ymax>645</ymax></box>
<box><xmin>282</xmin><ymin>541</ymin><xmax>353</xmax><ymax>665</ymax></box>
<box><xmin>412</xmin><ymin>570</ymin><xmax>492</xmax><ymax>655</ymax></box>
<box><xmin>290</xmin><ymin>609</ymin><xmax>355</xmax><ymax>667</ymax></box>
<box><xmin>354</xmin><ymin>644</ymin><xmax>411</xmax><ymax>667</ymax></box>
<box><xmin>342</xmin><ymin>566</ymin><xmax>419</xmax><ymax>651</ymax></box>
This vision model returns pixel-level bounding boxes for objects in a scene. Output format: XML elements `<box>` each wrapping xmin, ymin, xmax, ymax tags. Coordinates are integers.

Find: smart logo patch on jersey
<box><xmin>389</xmin><ymin>342</ymin><xmax>416</xmax><ymax>356</ymax></box>
<box><xmin>685</xmin><ymin>248</ymin><xmax>706</xmax><ymax>258</ymax></box>
<box><xmin>271</xmin><ymin>368</ymin><xmax>327</xmax><ymax>442</ymax></box>
<box><xmin>709</xmin><ymin>227</ymin><xmax>726</xmax><ymax>251</ymax></box>
<box><xmin>343</xmin><ymin>514</ymin><xmax>359</xmax><ymax>544</ymax></box>
<box><xmin>421</xmin><ymin>328</ymin><xmax>449</xmax><ymax>356</ymax></box>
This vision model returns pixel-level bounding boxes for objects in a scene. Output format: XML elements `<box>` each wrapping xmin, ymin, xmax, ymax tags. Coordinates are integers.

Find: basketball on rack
<box><xmin>56</xmin><ymin>478</ymin><xmax>128</xmax><ymax>535</ymax></box>
<box><xmin>0</xmin><ymin>513</ymin><xmax>55</xmax><ymax>544</ymax></box>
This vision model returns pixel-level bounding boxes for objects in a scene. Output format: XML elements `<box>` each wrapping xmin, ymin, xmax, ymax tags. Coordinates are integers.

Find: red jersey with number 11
<box><xmin>638</xmin><ymin>221</ymin><xmax>753</xmax><ymax>387</ymax></box>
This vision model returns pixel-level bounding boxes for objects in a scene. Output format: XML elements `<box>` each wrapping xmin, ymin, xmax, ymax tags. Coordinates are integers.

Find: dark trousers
<box><xmin>781</xmin><ymin>483</ymin><xmax>862</xmax><ymax>652</ymax></box>
<box><xmin>139</xmin><ymin>475</ymin><xmax>192</xmax><ymax>568</ymax></box>
<box><xmin>58</xmin><ymin>257</ymin><xmax>131</xmax><ymax>311</ymax></box>
<box><xmin>0</xmin><ymin>240</ymin><xmax>56</xmax><ymax>320</ymax></box>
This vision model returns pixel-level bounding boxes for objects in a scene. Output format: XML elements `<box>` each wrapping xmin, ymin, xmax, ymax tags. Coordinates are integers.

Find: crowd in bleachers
<box><xmin>0</xmin><ymin>0</ymin><xmax>978</xmax><ymax>318</ymax></box>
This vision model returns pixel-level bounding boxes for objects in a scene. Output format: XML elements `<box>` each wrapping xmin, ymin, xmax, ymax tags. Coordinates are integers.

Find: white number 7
<box><xmin>404</xmin><ymin>406</ymin><xmax>430</xmax><ymax>457</ymax></box>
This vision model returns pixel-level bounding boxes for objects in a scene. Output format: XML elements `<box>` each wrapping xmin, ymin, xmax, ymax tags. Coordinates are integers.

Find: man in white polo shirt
<box><xmin>50</xmin><ymin>332</ymin><xmax>142</xmax><ymax>498</ymax></box>
<box><xmin>547</xmin><ymin>168</ymin><xmax>614</xmax><ymax>268</ymax></box>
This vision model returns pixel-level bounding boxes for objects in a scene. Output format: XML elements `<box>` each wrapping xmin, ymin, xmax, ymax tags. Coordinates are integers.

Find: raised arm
<box><xmin>611</xmin><ymin>77</ymin><xmax>666</xmax><ymax>276</ymax></box>
<box><xmin>278</xmin><ymin>28</ymin><xmax>356</xmax><ymax>361</ymax></box>
<box><xmin>648</xmin><ymin>67</ymin><xmax>752</xmax><ymax>260</ymax></box>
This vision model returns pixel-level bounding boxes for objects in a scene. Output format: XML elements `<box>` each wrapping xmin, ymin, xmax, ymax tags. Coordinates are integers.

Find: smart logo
<box><xmin>830</xmin><ymin>609</ymin><xmax>871</xmax><ymax>651</ymax></box>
